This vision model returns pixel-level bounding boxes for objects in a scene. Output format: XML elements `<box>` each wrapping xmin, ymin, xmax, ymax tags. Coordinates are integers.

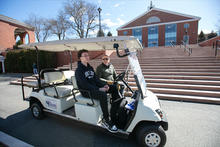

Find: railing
<box><xmin>214</xmin><ymin>40</ymin><xmax>220</xmax><ymax>56</ymax></box>
<box><xmin>169</xmin><ymin>41</ymin><xmax>175</xmax><ymax>47</ymax></box>
<box><xmin>180</xmin><ymin>40</ymin><xmax>192</xmax><ymax>56</ymax></box>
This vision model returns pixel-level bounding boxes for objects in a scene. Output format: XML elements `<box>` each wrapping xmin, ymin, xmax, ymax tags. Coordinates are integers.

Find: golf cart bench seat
<box><xmin>73</xmin><ymin>92</ymin><xmax>99</xmax><ymax>106</ymax></box>
<box><xmin>71</xmin><ymin>76</ymin><xmax>100</xmax><ymax>106</ymax></box>
<box><xmin>43</xmin><ymin>71</ymin><xmax>73</xmax><ymax>98</ymax></box>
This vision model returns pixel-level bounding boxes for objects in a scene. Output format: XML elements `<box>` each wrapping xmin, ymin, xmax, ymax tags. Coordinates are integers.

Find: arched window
<box><xmin>25</xmin><ymin>33</ymin><xmax>29</xmax><ymax>44</ymax></box>
<box><xmin>15</xmin><ymin>35</ymin><xmax>21</xmax><ymax>42</ymax></box>
<box><xmin>146</xmin><ymin>16</ymin><xmax>161</xmax><ymax>24</ymax></box>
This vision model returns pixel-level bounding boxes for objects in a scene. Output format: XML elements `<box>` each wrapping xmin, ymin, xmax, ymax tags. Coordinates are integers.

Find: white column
<box><xmin>2</xmin><ymin>60</ymin><xmax>5</xmax><ymax>73</ymax></box>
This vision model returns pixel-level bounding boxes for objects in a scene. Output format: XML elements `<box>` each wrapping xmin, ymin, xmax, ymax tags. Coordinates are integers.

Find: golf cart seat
<box><xmin>43</xmin><ymin>70</ymin><xmax>73</xmax><ymax>98</ymax></box>
<box><xmin>71</xmin><ymin>76</ymin><xmax>99</xmax><ymax>106</ymax></box>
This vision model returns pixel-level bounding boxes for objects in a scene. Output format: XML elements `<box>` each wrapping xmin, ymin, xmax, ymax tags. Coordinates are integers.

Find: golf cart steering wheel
<box><xmin>115</xmin><ymin>72</ymin><xmax>126</xmax><ymax>82</ymax></box>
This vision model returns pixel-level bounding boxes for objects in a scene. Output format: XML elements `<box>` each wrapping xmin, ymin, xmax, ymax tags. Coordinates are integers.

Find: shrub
<box><xmin>5</xmin><ymin>49</ymin><xmax>57</xmax><ymax>73</ymax></box>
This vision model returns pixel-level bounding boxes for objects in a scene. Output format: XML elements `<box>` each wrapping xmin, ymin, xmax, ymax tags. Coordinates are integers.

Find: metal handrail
<box><xmin>169</xmin><ymin>41</ymin><xmax>175</xmax><ymax>47</ymax></box>
<box><xmin>180</xmin><ymin>40</ymin><xmax>192</xmax><ymax>56</ymax></box>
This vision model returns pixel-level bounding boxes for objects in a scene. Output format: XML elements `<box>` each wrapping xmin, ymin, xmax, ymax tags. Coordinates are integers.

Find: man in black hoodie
<box><xmin>75</xmin><ymin>49</ymin><xmax>118</xmax><ymax>133</ymax></box>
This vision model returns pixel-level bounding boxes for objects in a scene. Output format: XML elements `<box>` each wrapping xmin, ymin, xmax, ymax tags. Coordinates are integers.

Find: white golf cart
<box><xmin>20</xmin><ymin>36</ymin><xmax>168</xmax><ymax>147</ymax></box>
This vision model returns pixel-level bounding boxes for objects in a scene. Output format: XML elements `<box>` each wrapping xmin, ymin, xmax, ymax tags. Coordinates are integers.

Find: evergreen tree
<box><xmin>107</xmin><ymin>31</ymin><xmax>112</xmax><ymax>36</ymax></box>
<box><xmin>198</xmin><ymin>31</ymin><xmax>206</xmax><ymax>42</ymax></box>
<box><xmin>97</xmin><ymin>29</ymin><xmax>105</xmax><ymax>37</ymax></box>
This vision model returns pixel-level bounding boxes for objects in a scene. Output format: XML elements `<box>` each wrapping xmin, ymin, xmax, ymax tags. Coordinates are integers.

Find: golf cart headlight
<box><xmin>156</xmin><ymin>109</ymin><xmax>163</xmax><ymax>119</ymax></box>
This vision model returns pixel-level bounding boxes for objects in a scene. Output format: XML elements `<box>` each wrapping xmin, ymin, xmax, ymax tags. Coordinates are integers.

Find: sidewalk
<box><xmin>0</xmin><ymin>131</ymin><xmax>33</xmax><ymax>147</ymax></box>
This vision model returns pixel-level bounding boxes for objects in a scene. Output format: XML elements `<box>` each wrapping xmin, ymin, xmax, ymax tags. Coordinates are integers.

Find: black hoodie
<box><xmin>75</xmin><ymin>61</ymin><xmax>105</xmax><ymax>91</ymax></box>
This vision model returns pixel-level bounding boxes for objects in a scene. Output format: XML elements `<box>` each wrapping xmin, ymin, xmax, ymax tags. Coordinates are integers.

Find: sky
<box><xmin>0</xmin><ymin>0</ymin><xmax>219</xmax><ymax>41</ymax></box>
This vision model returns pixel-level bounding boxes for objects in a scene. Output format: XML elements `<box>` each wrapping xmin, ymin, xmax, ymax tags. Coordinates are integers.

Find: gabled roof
<box><xmin>117</xmin><ymin>7</ymin><xmax>201</xmax><ymax>31</ymax></box>
<box><xmin>0</xmin><ymin>14</ymin><xmax>34</xmax><ymax>30</ymax></box>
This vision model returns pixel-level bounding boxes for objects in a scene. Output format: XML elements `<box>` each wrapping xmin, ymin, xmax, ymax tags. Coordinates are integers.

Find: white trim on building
<box><xmin>117</xmin><ymin>19</ymin><xmax>199</xmax><ymax>31</ymax></box>
<box><xmin>117</xmin><ymin>7</ymin><xmax>201</xmax><ymax>31</ymax></box>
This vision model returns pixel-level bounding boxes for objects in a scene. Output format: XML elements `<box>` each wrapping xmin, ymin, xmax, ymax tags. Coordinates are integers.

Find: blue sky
<box><xmin>0</xmin><ymin>0</ymin><xmax>219</xmax><ymax>40</ymax></box>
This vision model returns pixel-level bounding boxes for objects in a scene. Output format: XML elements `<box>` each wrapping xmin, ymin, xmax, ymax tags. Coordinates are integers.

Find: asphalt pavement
<box><xmin>0</xmin><ymin>74</ymin><xmax>220</xmax><ymax>147</ymax></box>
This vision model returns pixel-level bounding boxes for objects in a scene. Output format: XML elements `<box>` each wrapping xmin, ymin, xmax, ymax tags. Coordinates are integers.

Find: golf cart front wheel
<box><xmin>136</xmin><ymin>125</ymin><xmax>166</xmax><ymax>147</ymax></box>
<box><xmin>31</xmin><ymin>102</ymin><xmax>44</xmax><ymax>119</ymax></box>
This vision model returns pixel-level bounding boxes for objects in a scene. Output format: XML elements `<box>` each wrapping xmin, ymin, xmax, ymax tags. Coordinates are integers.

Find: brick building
<box><xmin>0</xmin><ymin>14</ymin><xmax>35</xmax><ymax>52</ymax></box>
<box><xmin>117</xmin><ymin>7</ymin><xmax>201</xmax><ymax>47</ymax></box>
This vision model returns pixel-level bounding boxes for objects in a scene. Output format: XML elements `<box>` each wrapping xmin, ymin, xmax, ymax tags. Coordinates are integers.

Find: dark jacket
<box><xmin>96</xmin><ymin>63</ymin><xmax>117</xmax><ymax>82</ymax></box>
<box><xmin>75</xmin><ymin>61</ymin><xmax>105</xmax><ymax>91</ymax></box>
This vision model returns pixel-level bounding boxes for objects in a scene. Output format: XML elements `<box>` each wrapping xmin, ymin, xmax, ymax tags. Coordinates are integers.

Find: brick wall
<box><xmin>177</xmin><ymin>21</ymin><xmax>198</xmax><ymax>45</ymax></box>
<box><xmin>158</xmin><ymin>25</ymin><xmax>165</xmax><ymax>46</ymax></box>
<box><xmin>122</xmin><ymin>9</ymin><xmax>192</xmax><ymax>29</ymax></box>
<box><xmin>56</xmin><ymin>50</ymin><xmax>105</xmax><ymax>66</ymax></box>
<box><xmin>199</xmin><ymin>36</ymin><xmax>220</xmax><ymax>47</ymax></box>
<box><xmin>118</xmin><ymin>20</ymin><xmax>198</xmax><ymax>47</ymax></box>
<box><xmin>0</xmin><ymin>21</ymin><xmax>35</xmax><ymax>51</ymax></box>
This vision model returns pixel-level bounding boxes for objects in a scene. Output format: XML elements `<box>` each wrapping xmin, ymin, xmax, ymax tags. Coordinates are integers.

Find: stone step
<box><xmin>156</xmin><ymin>93</ymin><xmax>220</xmax><ymax>104</ymax></box>
<box><xmin>113</xmin><ymin>65</ymin><xmax>220</xmax><ymax>69</ymax></box>
<box><xmin>128</xmin><ymin>75</ymin><xmax>220</xmax><ymax>81</ymax></box>
<box><xmin>123</xmin><ymin>91</ymin><xmax>220</xmax><ymax>104</ymax></box>
<box><xmin>128</xmin><ymin>78</ymin><xmax>220</xmax><ymax>86</ymax></box>
<box><xmin>134</xmin><ymin>87</ymin><xmax>220</xmax><ymax>98</ymax></box>
<box><xmin>128</xmin><ymin>82</ymin><xmax>220</xmax><ymax>91</ymax></box>
<box><xmin>117</xmin><ymin>71</ymin><xmax>220</xmax><ymax>76</ymax></box>
<box><xmin>116</xmin><ymin>68</ymin><xmax>220</xmax><ymax>72</ymax></box>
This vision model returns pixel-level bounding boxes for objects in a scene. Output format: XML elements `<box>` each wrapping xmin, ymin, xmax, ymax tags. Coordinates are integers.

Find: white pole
<box><xmin>2</xmin><ymin>60</ymin><xmax>5</xmax><ymax>73</ymax></box>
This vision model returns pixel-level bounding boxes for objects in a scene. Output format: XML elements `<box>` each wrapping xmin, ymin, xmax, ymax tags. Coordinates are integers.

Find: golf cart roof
<box><xmin>19</xmin><ymin>36</ymin><xmax>143</xmax><ymax>52</ymax></box>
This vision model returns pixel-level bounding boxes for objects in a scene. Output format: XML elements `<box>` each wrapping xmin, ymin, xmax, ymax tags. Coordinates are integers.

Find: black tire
<box><xmin>31</xmin><ymin>102</ymin><xmax>44</xmax><ymax>119</ymax></box>
<box><xmin>136</xmin><ymin>125</ymin><xmax>166</xmax><ymax>147</ymax></box>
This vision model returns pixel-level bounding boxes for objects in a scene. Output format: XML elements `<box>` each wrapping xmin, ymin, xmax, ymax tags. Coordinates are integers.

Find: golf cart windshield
<box><xmin>128</xmin><ymin>52</ymin><xmax>147</xmax><ymax>97</ymax></box>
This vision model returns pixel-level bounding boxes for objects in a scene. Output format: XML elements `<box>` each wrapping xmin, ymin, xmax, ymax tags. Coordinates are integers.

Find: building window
<box><xmin>165</xmin><ymin>24</ymin><xmax>177</xmax><ymax>46</ymax></box>
<box><xmin>148</xmin><ymin>26</ymin><xmax>158</xmax><ymax>47</ymax></box>
<box><xmin>123</xmin><ymin>31</ymin><xmax>128</xmax><ymax>35</ymax></box>
<box><xmin>146</xmin><ymin>16</ymin><xmax>160</xmax><ymax>24</ymax></box>
<box><xmin>25</xmin><ymin>34</ymin><xmax>29</xmax><ymax>44</ymax></box>
<box><xmin>184</xmin><ymin>23</ymin><xmax>190</xmax><ymax>29</ymax></box>
<box><xmin>132</xmin><ymin>28</ymin><xmax>142</xmax><ymax>43</ymax></box>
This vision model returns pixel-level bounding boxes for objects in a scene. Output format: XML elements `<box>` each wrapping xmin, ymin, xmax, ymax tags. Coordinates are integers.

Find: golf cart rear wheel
<box><xmin>136</xmin><ymin>125</ymin><xmax>166</xmax><ymax>147</ymax></box>
<box><xmin>31</xmin><ymin>102</ymin><xmax>44</xmax><ymax>119</ymax></box>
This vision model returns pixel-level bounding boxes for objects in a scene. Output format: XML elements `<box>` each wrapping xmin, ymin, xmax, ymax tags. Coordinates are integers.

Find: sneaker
<box><xmin>101</xmin><ymin>119</ymin><xmax>118</xmax><ymax>133</ymax></box>
<box><xmin>108</xmin><ymin>124</ymin><xmax>118</xmax><ymax>133</ymax></box>
<box><xmin>101</xmin><ymin>119</ymin><xmax>109</xmax><ymax>129</ymax></box>
<box><xmin>125</xmin><ymin>100</ymin><xmax>135</xmax><ymax>111</ymax></box>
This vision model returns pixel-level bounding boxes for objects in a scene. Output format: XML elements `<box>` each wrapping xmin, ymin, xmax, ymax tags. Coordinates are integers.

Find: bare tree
<box><xmin>49</xmin><ymin>11</ymin><xmax>70</xmax><ymax>40</ymax></box>
<box><xmin>64</xmin><ymin>0</ymin><xmax>98</xmax><ymax>38</ymax></box>
<box><xmin>25</xmin><ymin>14</ymin><xmax>51</xmax><ymax>42</ymax></box>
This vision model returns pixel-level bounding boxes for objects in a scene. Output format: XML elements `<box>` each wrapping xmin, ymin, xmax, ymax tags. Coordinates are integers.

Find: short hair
<box><xmin>77</xmin><ymin>49</ymin><xmax>88</xmax><ymax>59</ymax></box>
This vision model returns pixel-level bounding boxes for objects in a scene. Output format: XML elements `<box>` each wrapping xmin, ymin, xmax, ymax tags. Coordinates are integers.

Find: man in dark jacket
<box><xmin>96</xmin><ymin>55</ymin><xmax>125</xmax><ymax>96</ymax></box>
<box><xmin>75</xmin><ymin>49</ymin><xmax>118</xmax><ymax>133</ymax></box>
<box><xmin>96</xmin><ymin>55</ymin><xmax>117</xmax><ymax>84</ymax></box>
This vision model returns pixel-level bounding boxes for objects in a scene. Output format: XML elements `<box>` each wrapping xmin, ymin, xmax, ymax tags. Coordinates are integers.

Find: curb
<box><xmin>0</xmin><ymin>131</ymin><xmax>33</xmax><ymax>147</ymax></box>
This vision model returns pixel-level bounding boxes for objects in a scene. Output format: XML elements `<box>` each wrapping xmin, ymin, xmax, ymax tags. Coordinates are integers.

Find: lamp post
<box><xmin>97</xmin><ymin>7</ymin><xmax>102</xmax><ymax>33</ymax></box>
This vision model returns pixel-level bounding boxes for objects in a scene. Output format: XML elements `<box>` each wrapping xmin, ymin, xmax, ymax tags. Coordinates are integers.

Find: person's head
<box><xmin>102</xmin><ymin>55</ymin><xmax>110</xmax><ymax>66</ymax></box>
<box><xmin>78</xmin><ymin>49</ymin><xmax>90</xmax><ymax>64</ymax></box>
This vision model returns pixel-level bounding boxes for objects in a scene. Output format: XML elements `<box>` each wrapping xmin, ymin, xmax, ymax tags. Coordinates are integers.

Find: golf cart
<box><xmin>20</xmin><ymin>36</ymin><xmax>168</xmax><ymax>147</ymax></box>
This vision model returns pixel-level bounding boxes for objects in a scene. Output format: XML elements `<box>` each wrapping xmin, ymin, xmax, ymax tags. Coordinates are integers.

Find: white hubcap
<box><xmin>145</xmin><ymin>132</ymin><xmax>161</xmax><ymax>147</ymax></box>
<box><xmin>33</xmin><ymin>107</ymin><xmax>39</xmax><ymax>117</ymax></box>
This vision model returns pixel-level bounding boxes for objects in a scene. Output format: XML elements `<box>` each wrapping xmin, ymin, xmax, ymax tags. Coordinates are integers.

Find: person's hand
<box><xmin>107</xmin><ymin>80</ymin><xmax>114</xmax><ymax>85</ymax></box>
<box><xmin>99</xmin><ymin>87</ymin><xmax>107</xmax><ymax>92</ymax></box>
<box><xmin>104</xmin><ymin>85</ymin><xmax>109</xmax><ymax>91</ymax></box>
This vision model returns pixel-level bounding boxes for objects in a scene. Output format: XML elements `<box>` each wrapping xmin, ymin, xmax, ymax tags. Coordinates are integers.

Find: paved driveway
<box><xmin>0</xmin><ymin>74</ymin><xmax>220</xmax><ymax>147</ymax></box>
